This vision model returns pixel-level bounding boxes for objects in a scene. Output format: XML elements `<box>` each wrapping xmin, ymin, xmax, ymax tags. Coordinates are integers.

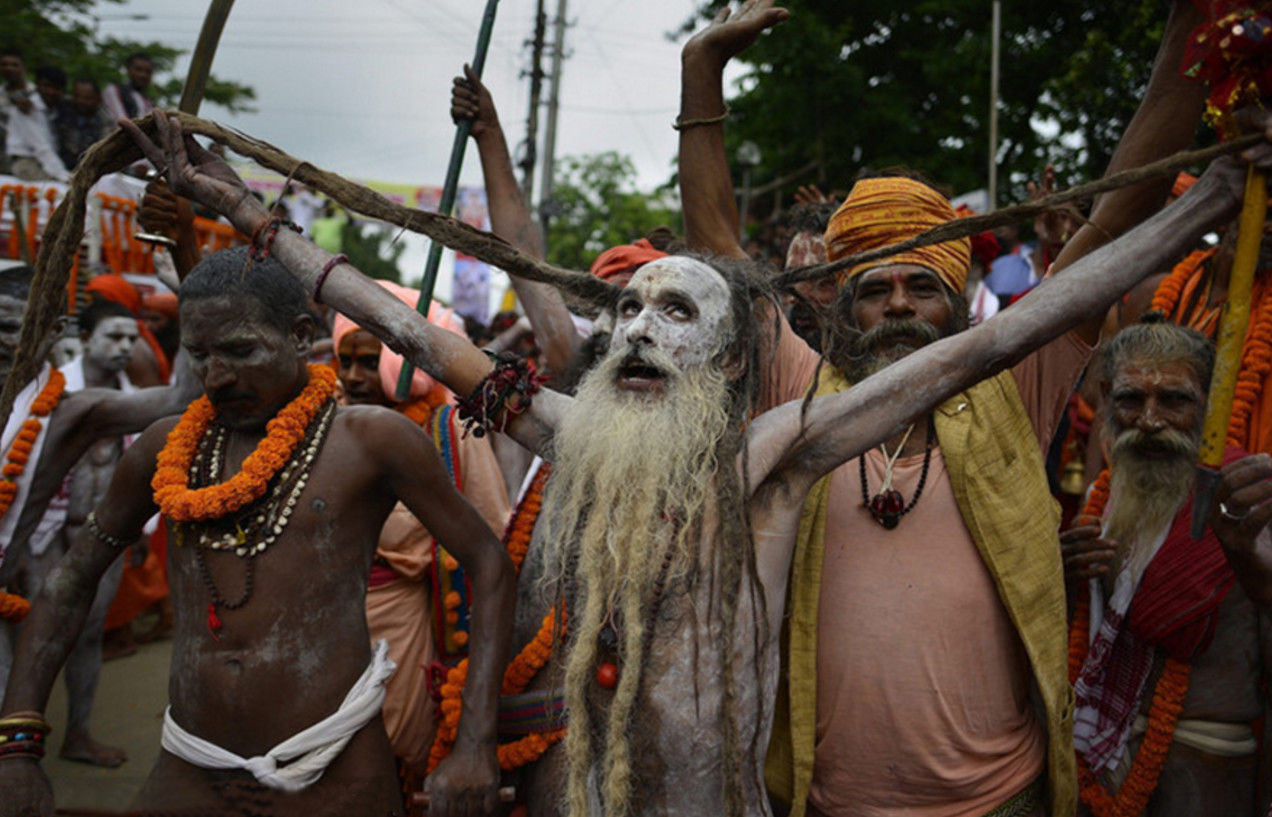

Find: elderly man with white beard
<box><xmin>120</xmin><ymin>112</ymin><xmax>1272</xmax><ymax>817</ymax></box>
<box><xmin>1060</xmin><ymin>315</ymin><xmax>1272</xmax><ymax>817</ymax></box>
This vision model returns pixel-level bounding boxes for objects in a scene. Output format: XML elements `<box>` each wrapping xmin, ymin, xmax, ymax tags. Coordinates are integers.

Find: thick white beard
<box><xmin>1104</xmin><ymin>451</ymin><xmax>1193</xmax><ymax>580</ymax></box>
<box><xmin>540</xmin><ymin>347</ymin><xmax>733</xmax><ymax>612</ymax></box>
<box><xmin>542</xmin><ymin>347</ymin><xmax>737</xmax><ymax>817</ymax></box>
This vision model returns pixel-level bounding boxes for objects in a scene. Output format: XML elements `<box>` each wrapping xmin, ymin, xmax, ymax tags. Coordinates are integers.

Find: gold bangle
<box><xmin>673</xmin><ymin>105</ymin><xmax>731</xmax><ymax>130</ymax></box>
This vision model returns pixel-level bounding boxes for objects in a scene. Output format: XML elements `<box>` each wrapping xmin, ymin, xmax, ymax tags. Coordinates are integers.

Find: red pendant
<box><xmin>868</xmin><ymin>490</ymin><xmax>905</xmax><ymax>529</ymax></box>
<box><xmin>207</xmin><ymin>603</ymin><xmax>223</xmax><ymax>641</ymax></box>
<box><xmin>595</xmin><ymin>662</ymin><xmax>619</xmax><ymax>689</ymax></box>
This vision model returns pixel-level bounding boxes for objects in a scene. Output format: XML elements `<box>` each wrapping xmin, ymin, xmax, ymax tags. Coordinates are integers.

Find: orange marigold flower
<box><xmin>152</xmin><ymin>366</ymin><xmax>336</xmax><ymax>522</ymax></box>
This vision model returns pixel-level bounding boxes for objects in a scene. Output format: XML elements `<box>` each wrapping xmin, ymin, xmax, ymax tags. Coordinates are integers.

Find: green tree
<box><xmin>0</xmin><ymin>0</ymin><xmax>254</xmax><ymax>112</ymax></box>
<box><xmin>681</xmin><ymin>1</ymin><xmax>1187</xmax><ymax>206</ymax></box>
<box><xmin>544</xmin><ymin>151</ymin><xmax>681</xmax><ymax>270</ymax></box>
<box><xmin>342</xmin><ymin>221</ymin><xmax>405</xmax><ymax>284</ymax></box>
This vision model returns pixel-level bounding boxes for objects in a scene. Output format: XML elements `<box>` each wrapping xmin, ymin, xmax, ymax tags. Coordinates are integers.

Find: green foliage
<box><xmin>0</xmin><ymin>0</ymin><xmax>255</xmax><ymax>113</ymax></box>
<box><xmin>544</xmin><ymin>151</ymin><xmax>681</xmax><ymax>270</ymax></box>
<box><xmin>682</xmin><ymin>0</ymin><xmax>1191</xmax><ymax>206</ymax></box>
<box><xmin>341</xmin><ymin>221</ymin><xmax>405</xmax><ymax>284</ymax></box>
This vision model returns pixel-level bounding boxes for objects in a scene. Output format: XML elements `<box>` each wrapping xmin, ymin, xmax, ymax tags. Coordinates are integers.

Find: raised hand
<box><xmin>452</xmin><ymin>63</ymin><xmax>499</xmax><ymax>139</ymax></box>
<box><xmin>1059</xmin><ymin>515</ymin><xmax>1116</xmax><ymax>585</ymax></box>
<box><xmin>682</xmin><ymin>0</ymin><xmax>790</xmax><ymax>67</ymax></box>
<box><xmin>136</xmin><ymin>177</ymin><xmax>183</xmax><ymax>236</ymax></box>
<box><xmin>793</xmin><ymin>184</ymin><xmax>832</xmax><ymax>206</ymax></box>
<box><xmin>1027</xmin><ymin>166</ymin><xmax>1080</xmax><ymax>249</ymax></box>
<box><xmin>119</xmin><ymin>114</ymin><xmax>258</xmax><ymax>229</ymax></box>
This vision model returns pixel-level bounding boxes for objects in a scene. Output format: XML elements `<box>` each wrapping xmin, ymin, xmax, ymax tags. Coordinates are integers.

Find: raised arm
<box><xmin>120</xmin><ymin>115</ymin><xmax>569</xmax><ymax>455</ymax></box>
<box><xmin>452</xmin><ymin>65</ymin><xmax>580</xmax><ymax>375</ymax></box>
<box><xmin>364</xmin><ymin>408</ymin><xmax>514</xmax><ymax>814</ymax></box>
<box><xmin>137</xmin><ymin>179</ymin><xmax>203</xmax><ymax>279</ymax></box>
<box><xmin>1047</xmin><ymin>0</ymin><xmax>1207</xmax><ymax>344</ymax></box>
<box><xmin>679</xmin><ymin>1</ymin><xmax>788</xmax><ymax>259</ymax></box>
<box><xmin>750</xmin><ymin>148</ymin><xmax>1259</xmax><ymax>494</ymax></box>
<box><xmin>0</xmin><ymin>421</ymin><xmax>168</xmax><ymax>816</ymax></box>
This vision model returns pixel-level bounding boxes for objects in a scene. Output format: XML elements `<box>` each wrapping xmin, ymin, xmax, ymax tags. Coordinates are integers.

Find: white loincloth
<box><xmin>1131</xmin><ymin>714</ymin><xmax>1257</xmax><ymax>757</ymax></box>
<box><xmin>161</xmin><ymin>639</ymin><xmax>396</xmax><ymax>792</ymax></box>
<box><xmin>0</xmin><ymin>364</ymin><xmax>55</xmax><ymax>570</ymax></box>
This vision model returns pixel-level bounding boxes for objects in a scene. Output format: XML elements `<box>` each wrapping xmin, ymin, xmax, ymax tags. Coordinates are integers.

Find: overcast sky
<box><xmin>90</xmin><ymin>0</ymin><xmax>711</xmax><ymax>191</ymax></box>
<box><xmin>86</xmin><ymin>0</ymin><xmax>729</xmax><ymax>300</ymax></box>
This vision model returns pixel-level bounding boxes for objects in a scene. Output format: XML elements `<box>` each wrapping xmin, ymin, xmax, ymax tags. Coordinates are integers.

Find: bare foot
<box><xmin>60</xmin><ymin>730</ymin><xmax>127</xmax><ymax>767</ymax></box>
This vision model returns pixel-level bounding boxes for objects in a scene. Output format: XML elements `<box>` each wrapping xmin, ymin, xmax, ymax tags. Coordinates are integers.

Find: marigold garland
<box><xmin>1068</xmin><ymin>469</ymin><xmax>1191</xmax><ymax>817</ymax></box>
<box><xmin>1151</xmin><ymin>252</ymin><xmax>1272</xmax><ymax>449</ymax></box>
<box><xmin>151</xmin><ymin>365</ymin><xmax>336</xmax><ymax>523</ymax></box>
<box><xmin>428</xmin><ymin>463</ymin><xmax>564</xmax><ymax>774</ymax></box>
<box><xmin>0</xmin><ymin>370</ymin><xmax>66</xmax><ymax>623</ymax></box>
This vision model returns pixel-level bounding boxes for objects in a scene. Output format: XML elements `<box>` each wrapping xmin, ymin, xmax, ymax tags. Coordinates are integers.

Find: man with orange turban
<box><xmin>332</xmin><ymin>280</ymin><xmax>509</xmax><ymax>790</ymax></box>
<box><xmin>84</xmin><ymin>274</ymin><xmax>170</xmax><ymax>386</ymax></box>
<box><xmin>673</xmin><ymin>4</ymin><xmax>1124</xmax><ymax>814</ymax></box>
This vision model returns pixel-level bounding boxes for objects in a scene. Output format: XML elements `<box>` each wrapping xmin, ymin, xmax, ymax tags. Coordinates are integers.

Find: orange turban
<box><xmin>825</xmin><ymin>177</ymin><xmax>971</xmax><ymax>293</ymax></box>
<box><xmin>589</xmin><ymin>239</ymin><xmax>669</xmax><ymax>286</ymax></box>
<box><xmin>142</xmin><ymin>292</ymin><xmax>179</xmax><ymax>320</ymax></box>
<box><xmin>86</xmin><ymin>274</ymin><xmax>142</xmax><ymax>314</ymax></box>
<box><xmin>331</xmin><ymin>281</ymin><xmax>467</xmax><ymax>404</ymax></box>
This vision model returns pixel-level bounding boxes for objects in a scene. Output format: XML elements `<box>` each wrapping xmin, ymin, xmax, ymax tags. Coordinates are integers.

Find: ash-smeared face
<box><xmin>608</xmin><ymin>257</ymin><xmax>732</xmax><ymax>395</ymax></box>
<box><xmin>0</xmin><ymin>294</ymin><xmax>26</xmax><ymax>388</ymax></box>
<box><xmin>84</xmin><ymin>316</ymin><xmax>139</xmax><ymax>374</ymax></box>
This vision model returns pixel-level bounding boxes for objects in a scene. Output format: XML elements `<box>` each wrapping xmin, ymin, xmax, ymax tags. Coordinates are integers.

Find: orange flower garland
<box><xmin>1227</xmin><ymin>277</ymin><xmax>1272</xmax><ymax>447</ymax></box>
<box><xmin>1150</xmin><ymin>249</ymin><xmax>1219</xmax><ymax>332</ymax></box>
<box><xmin>428</xmin><ymin>463</ymin><xmax>565</xmax><ymax>774</ymax></box>
<box><xmin>1068</xmin><ymin>469</ymin><xmax>1191</xmax><ymax>817</ymax></box>
<box><xmin>0</xmin><ymin>369</ymin><xmax>66</xmax><ymax>623</ymax></box>
<box><xmin>151</xmin><ymin>365</ymin><xmax>336</xmax><ymax>523</ymax></box>
<box><xmin>1151</xmin><ymin>252</ymin><xmax>1272</xmax><ymax>450</ymax></box>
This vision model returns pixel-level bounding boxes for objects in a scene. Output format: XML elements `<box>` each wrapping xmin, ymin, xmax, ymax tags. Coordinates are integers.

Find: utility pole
<box><xmin>538</xmin><ymin>0</ymin><xmax>568</xmax><ymax>239</ymax></box>
<box><xmin>987</xmin><ymin>0</ymin><xmax>1001</xmax><ymax>211</ymax></box>
<box><xmin>519</xmin><ymin>0</ymin><xmax>547</xmax><ymax>205</ymax></box>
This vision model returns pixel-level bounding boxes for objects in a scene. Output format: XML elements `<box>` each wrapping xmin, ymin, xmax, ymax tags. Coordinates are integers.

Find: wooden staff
<box><xmin>136</xmin><ymin>0</ymin><xmax>236</xmax><ymax>248</ymax></box>
<box><xmin>395</xmin><ymin>0</ymin><xmax>501</xmax><ymax>401</ymax></box>
<box><xmin>1192</xmin><ymin>164</ymin><xmax>1266</xmax><ymax>537</ymax></box>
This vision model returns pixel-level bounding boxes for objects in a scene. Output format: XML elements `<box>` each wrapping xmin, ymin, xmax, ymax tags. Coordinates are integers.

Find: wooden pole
<box><xmin>1191</xmin><ymin>165</ymin><xmax>1266</xmax><ymax>537</ymax></box>
<box><xmin>988</xmin><ymin>0</ymin><xmax>1000</xmax><ymax>211</ymax></box>
<box><xmin>395</xmin><ymin>0</ymin><xmax>501</xmax><ymax>401</ymax></box>
<box><xmin>178</xmin><ymin>0</ymin><xmax>236</xmax><ymax>115</ymax></box>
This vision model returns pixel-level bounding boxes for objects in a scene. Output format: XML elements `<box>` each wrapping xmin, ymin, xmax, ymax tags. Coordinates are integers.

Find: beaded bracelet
<box><xmin>313</xmin><ymin>253</ymin><xmax>349</xmax><ymax>304</ymax></box>
<box><xmin>250</xmin><ymin>217</ymin><xmax>302</xmax><ymax>262</ymax></box>
<box><xmin>456</xmin><ymin>354</ymin><xmax>546</xmax><ymax>438</ymax></box>
<box><xmin>86</xmin><ymin>511</ymin><xmax>130</xmax><ymax>550</ymax></box>
<box><xmin>0</xmin><ymin>712</ymin><xmax>50</xmax><ymax>761</ymax></box>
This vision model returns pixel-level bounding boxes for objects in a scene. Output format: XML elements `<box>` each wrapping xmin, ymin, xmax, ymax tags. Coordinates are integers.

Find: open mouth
<box><xmin>616</xmin><ymin>359</ymin><xmax>667</xmax><ymax>392</ymax></box>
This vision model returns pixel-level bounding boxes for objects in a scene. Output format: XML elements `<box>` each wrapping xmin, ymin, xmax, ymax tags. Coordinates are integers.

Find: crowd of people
<box><xmin>1</xmin><ymin>2</ymin><xmax>1271</xmax><ymax>817</ymax></box>
<box><xmin>0</xmin><ymin>48</ymin><xmax>153</xmax><ymax>182</ymax></box>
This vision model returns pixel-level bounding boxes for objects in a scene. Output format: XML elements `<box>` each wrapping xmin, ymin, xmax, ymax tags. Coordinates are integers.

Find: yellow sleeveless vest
<box><xmin>764</xmin><ymin>368</ymin><xmax>1076</xmax><ymax>817</ymax></box>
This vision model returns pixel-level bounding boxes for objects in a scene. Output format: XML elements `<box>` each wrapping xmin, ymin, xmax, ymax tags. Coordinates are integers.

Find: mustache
<box><xmin>606</xmin><ymin>344</ymin><xmax>683</xmax><ymax>377</ymax></box>
<box><xmin>857</xmin><ymin>318</ymin><xmax>941</xmax><ymax>353</ymax></box>
<box><xmin>1110</xmin><ymin>426</ymin><xmax>1199</xmax><ymax>460</ymax></box>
